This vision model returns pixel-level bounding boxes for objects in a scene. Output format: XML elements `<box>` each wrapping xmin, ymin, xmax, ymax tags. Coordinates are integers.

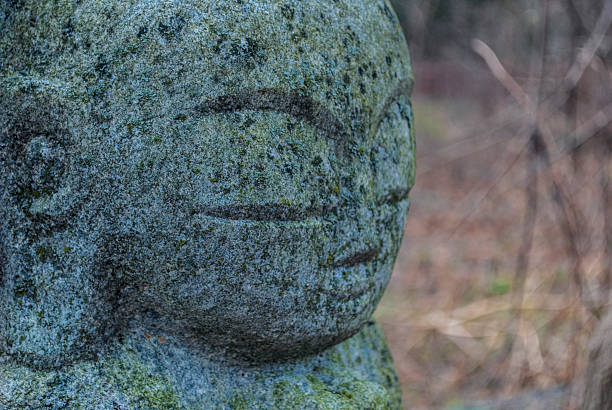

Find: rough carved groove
<box><xmin>193</xmin><ymin>88</ymin><xmax>348</xmax><ymax>141</ymax></box>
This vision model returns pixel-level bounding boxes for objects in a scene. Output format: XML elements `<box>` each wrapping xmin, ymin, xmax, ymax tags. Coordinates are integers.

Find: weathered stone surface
<box><xmin>1</xmin><ymin>321</ymin><xmax>401</xmax><ymax>409</ymax></box>
<box><xmin>0</xmin><ymin>0</ymin><xmax>414</xmax><ymax>407</ymax></box>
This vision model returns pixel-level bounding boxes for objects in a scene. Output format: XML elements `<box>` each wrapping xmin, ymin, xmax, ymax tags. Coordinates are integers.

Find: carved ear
<box><xmin>0</xmin><ymin>76</ymin><xmax>116</xmax><ymax>369</ymax></box>
<box><xmin>0</xmin><ymin>76</ymin><xmax>83</xmax><ymax>231</ymax></box>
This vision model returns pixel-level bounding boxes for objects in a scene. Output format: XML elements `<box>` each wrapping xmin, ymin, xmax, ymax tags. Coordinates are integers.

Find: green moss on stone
<box><xmin>104</xmin><ymin>356</ymin><xmax>181</xmax><ymax>409</ymax></box>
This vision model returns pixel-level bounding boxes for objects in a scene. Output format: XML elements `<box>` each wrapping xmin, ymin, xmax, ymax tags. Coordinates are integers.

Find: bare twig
<box><xmin>515</xmin><ymin>132</ymin><xmax>541</xmax><ymax>291</ymax></box>
<box><xmin>564</xmin><ymin>0</ymin><xmax>589</xmax><ymax>40</ymax></box>
<box><xmin>473</xmin><ymin>0</ymin><xmax>612</xmax><ymax>154</ymax></box>
<box><xmin>472</xmin><ymin>1</ymin><xmax>603</xmax><ymax>386</ymax></box>
<box><xmin>471</xmin><ymin>39</ymin><xmax>536</xmax><ymax>117</ymax></box>
<box><xmin>600</xmin><ymin>142</ymin><xmax>612</xmax><ymax>297</ymax></box>
<box><xmin>564</xmin><ymin>1</ymin><xmax>612</xmax><ymax>89</ymax></box>
<box><xmin>449</xmin><ymin>135</ymin><xmax>530</xmax><ymax>237</ymax></box>
<box><xmin>563</xmin><ymin>0</ymin><xmax>589</xmax><ymax>166</ymax></box>
<box><xmin>569</xmin><ymin>103</ymin><xmax>612</xmax><ymax>153</ymax></box>
<box><xmin>543</xmin><ymin>0</ymin><xmax>612</xmax><ymax>122</ymax></box>
<box><xmin>471</xmin><ymin>38</ymin><xmax>559</xmax><ymax>156</ymax></box>
<box><xmin>509</xmin><ymin>0</ymin><xmax>551</xmax><ymax>386</ymax></box>
<box><xmin>472</xmin><ymin>36</ymin><xmax>590</xmax><ymax>313</ymax></box>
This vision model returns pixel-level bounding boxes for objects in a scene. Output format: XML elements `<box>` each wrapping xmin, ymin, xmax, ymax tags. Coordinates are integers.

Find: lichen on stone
<box><xmin>1</xmin><ymin>0</ymin><xmax>413</xmax><ymax>407</ymax></box>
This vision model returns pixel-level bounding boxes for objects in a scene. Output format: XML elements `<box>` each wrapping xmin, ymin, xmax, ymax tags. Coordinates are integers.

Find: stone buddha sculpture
<box><xmin>0</xmin><ymin>0</ymin><xmax>414</xmax><ymax>407</ymax></box>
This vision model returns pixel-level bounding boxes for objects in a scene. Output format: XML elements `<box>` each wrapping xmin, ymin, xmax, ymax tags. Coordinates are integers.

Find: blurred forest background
<box><xmin>376</xmin><ymin>0</ymin><xmax>612</xmax><ymax>408</ymax></box>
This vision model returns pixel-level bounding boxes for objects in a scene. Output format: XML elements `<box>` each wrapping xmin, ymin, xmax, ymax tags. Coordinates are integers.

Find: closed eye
<box><xmin>191</xmin><ymin>88</ymin><xmax>348</xmax><ymax>142</ymax></box>
<box><xmin>187</xmin><ymin>82</ymin><xmax>412</xmax><ymax>156</ymax></box>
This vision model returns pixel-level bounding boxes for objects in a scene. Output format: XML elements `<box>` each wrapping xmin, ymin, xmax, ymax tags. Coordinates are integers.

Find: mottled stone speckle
<box><xmin>0</xmin><ymin>0</ymin><xmax>414</xmax><ymax>407</ymax></box>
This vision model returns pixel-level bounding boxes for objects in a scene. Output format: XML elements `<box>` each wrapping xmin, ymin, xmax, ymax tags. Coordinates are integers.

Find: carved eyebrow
<box><xmin>192</xmin><ymin>88</ymin><xmax>348</xmax><ymax>141</ymax></box>
<box><xmin>190</xmin><ymin>80</ymin><xmax>412</xmax><ymax>149</ymax></box>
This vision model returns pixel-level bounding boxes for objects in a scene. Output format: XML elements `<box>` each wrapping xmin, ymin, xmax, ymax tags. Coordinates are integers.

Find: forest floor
<box><xmin>375</xmin><ymin>61</ymin><xmax>609</xmax><ymax>409</ymax></box>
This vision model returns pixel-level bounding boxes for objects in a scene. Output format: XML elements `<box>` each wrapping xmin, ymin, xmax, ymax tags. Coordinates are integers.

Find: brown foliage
<box><xmin>379</xmin><ymin>0</ymin><xmax>612</xmax><ymax>408</ymax></box>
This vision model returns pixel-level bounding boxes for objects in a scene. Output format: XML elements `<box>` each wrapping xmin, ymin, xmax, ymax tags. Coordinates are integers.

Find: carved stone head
<box><xmin>0</xmin><ymin>0</ymin><xmax>414</xmax><ymax>368</ymax></box>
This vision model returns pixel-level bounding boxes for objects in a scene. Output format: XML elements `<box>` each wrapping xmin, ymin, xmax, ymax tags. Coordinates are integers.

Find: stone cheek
<box><xmin>1</xmin><ymin>0</ymin><xmax>413</xmax><ymax>407</ymax></box>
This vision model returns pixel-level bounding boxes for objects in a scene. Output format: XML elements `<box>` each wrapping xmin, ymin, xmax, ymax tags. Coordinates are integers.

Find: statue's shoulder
<box><xmin>0</xmin><ymin>321</ymin><xmax>401</xmax><ymax>409</ymax></box>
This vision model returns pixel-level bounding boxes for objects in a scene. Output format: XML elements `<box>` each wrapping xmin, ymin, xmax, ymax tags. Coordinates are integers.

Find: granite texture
<box><xmin>0</xmin><ymin>0</ymin><xmax>414</xmax><ymax>407</ymax></box>
<box><xmin>1</xmin><ymin>321</ymin><xmax>401</xmax><ymax>409</ymax></box>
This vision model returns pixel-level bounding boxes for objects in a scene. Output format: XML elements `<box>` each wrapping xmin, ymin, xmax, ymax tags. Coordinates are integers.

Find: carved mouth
<box><xmin>192</xmin><ymin>203</ymin><xmax>393</xmax><ymax>302</ymax></box>
<box><xmin>331</xmin><ymin>247</ymin><xmax>380</xmax><ymax>268</ymax></box>
<box><xmin>319</xmin><ymin>246</ymin><xmax>381</xmax><ymax>300</ymax></box>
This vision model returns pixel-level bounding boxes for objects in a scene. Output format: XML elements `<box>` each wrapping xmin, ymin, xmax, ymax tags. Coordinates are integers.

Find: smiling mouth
<box><xmin>331</xmin><ymin>247</ymin><xmax>380</xmax><ymax>268</ymax></box>
<box><xmin>195</xmin><ymin>195</ymin><xmax>400</xmax><ymax>269</ymax></box>
<box><xmin>195</xmin><ymin>204</ymin><xmax>387</xmax><ymax>301</ymax></box>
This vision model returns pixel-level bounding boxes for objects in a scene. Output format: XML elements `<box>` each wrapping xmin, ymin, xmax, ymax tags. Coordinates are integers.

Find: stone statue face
<box><xmin>0</xmin><ymin>0</ymin><xmax>414</xmax><ymax>366</ymax></box>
